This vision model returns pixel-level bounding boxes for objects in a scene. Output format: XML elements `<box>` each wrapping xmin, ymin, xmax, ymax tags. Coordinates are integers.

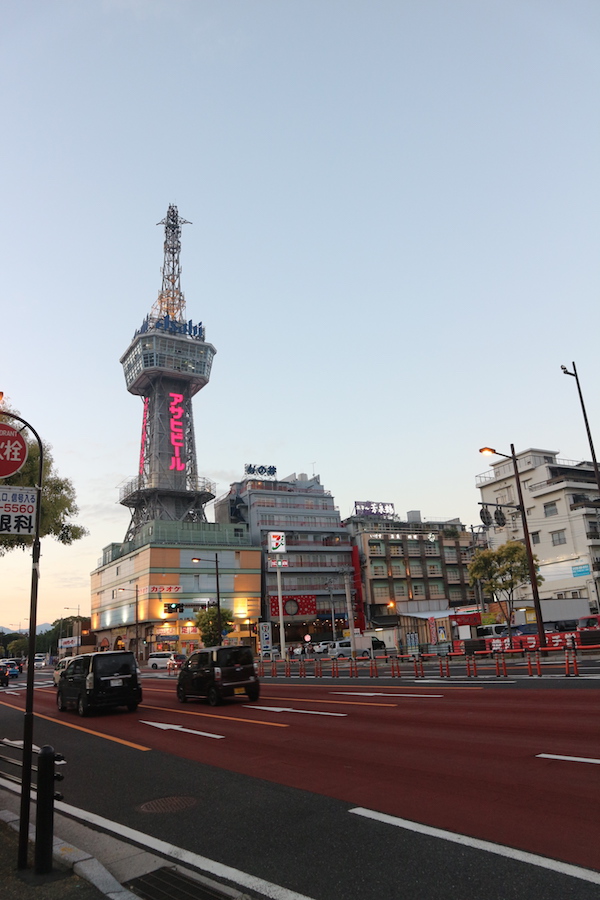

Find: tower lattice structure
<box><xmin>119</xmin><ymin>205</ymin><xmax>217</xmax><ymax>542</ymax></box>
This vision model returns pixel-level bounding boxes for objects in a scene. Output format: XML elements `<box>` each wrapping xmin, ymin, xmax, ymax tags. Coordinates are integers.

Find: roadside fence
<box><xmin>257</xmin><ymin>642</ymin><xmax>600</xmax><ymax>680</ymax></box>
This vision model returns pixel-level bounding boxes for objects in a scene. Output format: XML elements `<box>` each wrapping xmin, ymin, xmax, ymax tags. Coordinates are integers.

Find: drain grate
<box><xmin>137</xmin><ymin>796</ymin><xmax>197</xmax><ymax>814</ymax></box>
<box><xmin>127</xmin><ymin>866</ymin><xmax>234</xmax><ymax>900</ymax></box>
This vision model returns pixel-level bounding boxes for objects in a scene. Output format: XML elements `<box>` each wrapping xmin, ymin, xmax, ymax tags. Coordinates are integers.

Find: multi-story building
<box><xmin>91</xmin><ymin>207</ymin><xmax>261</xmax><ymax>655</ymax></box>
<box><xmin>215</xmin><ymin>470</ymin><xmax>359</xmax><ymax>645</ymax></box>
<box><xmin>344</xmin><ymin>508</ymin><xmax>481</xmax><ymax>627</ymax></box>
<box><xmin>91</xmin><ymin>521</ymin><xmax>261</xmax><ymax>656</ymax></box>
<box><xmin>476</xmin><ymin>448</ymin><xmax>599</xmax><ymax>621</ymax></box>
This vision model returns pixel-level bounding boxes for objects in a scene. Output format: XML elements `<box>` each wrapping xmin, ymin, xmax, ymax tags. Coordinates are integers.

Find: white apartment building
<box><xmin>476</xmin><ymin>448</ymin><xmax>600</xmax><ymax>623</ymax></box>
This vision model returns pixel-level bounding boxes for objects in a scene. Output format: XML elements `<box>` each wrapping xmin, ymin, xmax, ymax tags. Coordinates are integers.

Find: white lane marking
<box><xmin>537</xmin><ymin>753</ymin><xmax>600</xmax><ymax>765</ymax></box>
<box><xmin>244</xmin><ymin>706</ymin><xmax>346</xmax><ymax>717</ymax></box>
<box><xmin>330</xmin><ymin>692</ymin><xmax>443</xmax><ymax>699</ymax></box>
<box><xmin>350</xmin><ymin>807</ymin><xmax>600</xmax><ymax>885</ymax></box>
<box><xmin>52</xmin><ymin>797</ymin><xmax>317</xmax><ymax>900</ymax></box>
<box><xmin>140</xmin><ymin>721</ymin><xmax>224</xmax><ymax>739</ymax></box>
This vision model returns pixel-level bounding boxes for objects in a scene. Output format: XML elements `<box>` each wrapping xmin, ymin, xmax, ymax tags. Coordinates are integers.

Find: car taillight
<box><xmin>85</xmin><ymin>673</ymin><xmax>93</xmax><ymax>690</ymax></box>
<box><xmin>214</xmin><ymin>666</ymin><xmax>222</xmax><ymax>682</ymax></box>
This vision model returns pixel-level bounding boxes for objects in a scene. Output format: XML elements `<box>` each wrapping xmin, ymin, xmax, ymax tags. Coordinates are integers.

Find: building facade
<box><xmin>476</xmin><ymin>448</ymin><xmax>599</xmax><ymax>621</ymax></box>
<box><xmin>215</xmin><ymin>470</ymin><xmax>361</xmax><ymax>644</ymax></box>
<box><xmin>91</xmin><ymin>522</ymin><xmax>261</xmax><ymax>656</ymax></box>
<box><xmin>344</xmin><ymin>510</ymin><xmax>481</xmax><ymax>628</ymax></box>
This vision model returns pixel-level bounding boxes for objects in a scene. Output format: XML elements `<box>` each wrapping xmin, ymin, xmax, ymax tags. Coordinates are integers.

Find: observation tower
<box><xmin>119</xmin><ymin>205</ymin><xmax>216</xmax><ymax>541</ymax></box>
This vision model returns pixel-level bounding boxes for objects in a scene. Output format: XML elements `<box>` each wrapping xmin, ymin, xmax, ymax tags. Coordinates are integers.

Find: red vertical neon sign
<box><xmin>169</xmin><ymin>392</ymin><xmax>185</xmax><ymax>471</ymax></box>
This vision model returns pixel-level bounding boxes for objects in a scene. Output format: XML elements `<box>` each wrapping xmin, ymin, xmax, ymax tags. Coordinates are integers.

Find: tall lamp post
<box><xmin>562</xmin><ymin>361</ymin><xmax>600</xmax><ymax>607</ymax></box>
<box><xmin>0</xmin><ymin>405</ymin><xmax>44</xmax><ymax>869</ymax></box>
<box><xmin>118</xmin><ymin>586</ymin><xmax>140</xmax><ymax>661</ymax></box>
<box><xmin>479</xmin><ymin>446</ymin><xmax>546</xmax><ymax>648</ymax></box>
<box><xmin>192</xmin><ymin>553</ymin><xmax>223</xmax><ymax>641</ymax></box>
<box><xmin>64</xmin><ymin>605</ymin><xmax>81</xmax><ymax>651</ymax></box>
<box><xmin>326</xmin><ymin>578</ymin><xmax>336</xmax><ymax>642</ymax></box>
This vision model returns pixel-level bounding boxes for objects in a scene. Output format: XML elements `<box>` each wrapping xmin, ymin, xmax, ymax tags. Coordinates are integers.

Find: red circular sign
<box><xmin>0</xmin><ymin>424</ymin><xmax>28</xmax><ymax>478</ymax></box>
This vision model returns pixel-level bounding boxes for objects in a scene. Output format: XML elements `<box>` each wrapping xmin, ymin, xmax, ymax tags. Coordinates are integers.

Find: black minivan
<box><xmin>56</xmin><ymin>651</ymin><xmax>142</xmax><ymax>717</ymax></box>
<box><xmin>177</xmin><ymin>645</ymin><xmax>259</xmax><ymax>706</ymax></box>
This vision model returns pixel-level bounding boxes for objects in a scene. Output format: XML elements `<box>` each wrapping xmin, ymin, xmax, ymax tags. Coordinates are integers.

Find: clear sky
<box><xmin>1</xmin><ymin>0</ymin><xmax>599</xmax><ymax>627</ymax></box>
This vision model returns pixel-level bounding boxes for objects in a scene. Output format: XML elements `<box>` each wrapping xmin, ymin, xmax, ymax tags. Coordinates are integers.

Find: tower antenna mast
<box><xmin>150</xmin><ymin>204</ymin><xmax>191</xmax><ymax>323</ymax></box>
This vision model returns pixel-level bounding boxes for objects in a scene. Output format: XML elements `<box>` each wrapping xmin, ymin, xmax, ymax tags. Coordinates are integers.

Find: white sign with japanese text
<box><xmin>0</xmin><ymin>487</ymin><xmax>37</xmax><ymax>536</ymax></box>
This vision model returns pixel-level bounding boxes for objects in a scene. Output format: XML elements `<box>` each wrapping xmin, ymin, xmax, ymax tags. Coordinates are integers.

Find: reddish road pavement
<box><xmin>7</xmin><ymin>675</ymin><xmax>600</xmax><ymax>874</ymax></box>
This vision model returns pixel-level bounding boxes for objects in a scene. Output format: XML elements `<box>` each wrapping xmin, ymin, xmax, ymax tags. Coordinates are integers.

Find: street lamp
<box><xmin>191</xmin><ymin>553</ymin><xmax>222</xmax><ymax>642</ymax></box>
<box><xmin>118</xmin><ymin>586</ymin><xmax>140</xmax><ymax>661</ymax></box>
<box><xmin>479</xmin><ymin>445</ymin><xmax>546</xmax><ymax>648</ymax></box>
<box><xmin>64</xmin><ymin>605</ymin><xmax>81</xmax><ymax>650</ymax></box>
<box><xmin>562</xmin><ymin>361</ymin><xmax>600</xmax><ymax>606</ymax></box>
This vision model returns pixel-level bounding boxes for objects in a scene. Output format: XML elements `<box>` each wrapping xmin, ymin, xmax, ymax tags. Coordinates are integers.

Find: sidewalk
<box><xmin>0</xmin><ymin>786</ymin><xmax>246</xmax><ymax>900</ymax></box>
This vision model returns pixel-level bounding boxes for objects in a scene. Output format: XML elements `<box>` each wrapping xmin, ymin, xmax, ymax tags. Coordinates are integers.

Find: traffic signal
<box><xmin>164</xmin><ymin>602</ymin><xmax>184</xmax><ymax>614</ymax></box>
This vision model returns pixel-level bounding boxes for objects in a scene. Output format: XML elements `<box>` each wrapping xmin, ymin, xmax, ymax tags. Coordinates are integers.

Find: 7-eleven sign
<box><xmin>268</xmin><ymin>531</ymin><xmax>286</xmax><ymax>553</ymax></box>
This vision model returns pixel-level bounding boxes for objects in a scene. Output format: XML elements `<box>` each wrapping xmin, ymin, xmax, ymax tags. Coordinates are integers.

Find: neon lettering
<box><xmin>168</xmin><ymin>392</ymin><xmax>186</xmax><ymax>471</ymax></box>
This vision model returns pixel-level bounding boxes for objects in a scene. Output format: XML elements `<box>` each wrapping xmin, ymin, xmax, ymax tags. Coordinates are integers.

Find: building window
<box><xmin>571</xmin><ymin>591</ymin><xmax>580</xmax><ymax>598</ymax></box>
<box><xmin>544</xmin><ymin>501</ymin><xmax>558</xmax><ymax>517</ymax></box>
<box><xmin>531</xmin><ymin>532</ymin><xmax>540</xmax><ymax>545</ymax></box>
<box><xmin>394</xmin><ymin>583</ymin><xmax>406</xmax><ymax>597</ymax></box>
<box><xmin>551</xmin><ymin>530</ymin><xmax>566</xmax><ymax>546</ymax></box>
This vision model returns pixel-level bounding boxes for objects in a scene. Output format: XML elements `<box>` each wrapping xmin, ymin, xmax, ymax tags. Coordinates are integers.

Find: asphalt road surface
<box><xmin>0</xmin><ymin>668</ymin><xmax>599</xmax><ymax>899</ymax></box>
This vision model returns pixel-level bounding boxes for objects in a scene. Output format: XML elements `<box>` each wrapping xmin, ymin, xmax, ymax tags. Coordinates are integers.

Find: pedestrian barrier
<box><xmin>466</xmin><ymin>655</ymin><xmax>478</xmax><ymax>678</ymax></box>
<box><xmin>331</xmin><ymin>658</ymin><xmax>339</xmax><ymax>678</ymax></box>
<box><xmin>391</xmin><ymin>657</ymin><xmax>402</xmax><ymax>678</ymax></box>
<box><xmin>439</xmin><ymin>655</ymin><xmax>450</xmax><ymax>678</ymax></box>
<box><xmin>565</xmin><ymin>647</ymin><xmax>579</xmax><ymax>677</ymax></box>
<box><xmin>413</xmin><ymin>656</ymin><xmax>425</xmax><ymax>678</ymax></box>
<box><xmin>348</xmin><ymin>659</ymin><xmax>359</xmax><ymax>677</ymax></box>
<box><xmin>369</xmin><ymin>658</ymin><xmax>379</xmax><ymax>678</ymax></box>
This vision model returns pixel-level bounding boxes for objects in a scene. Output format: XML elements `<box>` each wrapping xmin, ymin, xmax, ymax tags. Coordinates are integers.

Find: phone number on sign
<box><xmin>0</xmin><ymin>503</ymin><xmax>35</xmax><ymax>514</ymax></box>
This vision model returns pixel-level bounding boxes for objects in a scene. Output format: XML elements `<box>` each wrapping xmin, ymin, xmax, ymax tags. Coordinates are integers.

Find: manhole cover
<box><xmin>137</xmin><ymin>796</ymin><xmax>197</xmax><ymax>814</ymax></box>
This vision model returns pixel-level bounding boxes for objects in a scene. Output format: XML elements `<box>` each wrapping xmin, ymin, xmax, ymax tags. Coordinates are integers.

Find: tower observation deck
<box><xmin>119</xmin><ymin>205</ymin><xmax>217</xmax><ymax>542</ymax></box>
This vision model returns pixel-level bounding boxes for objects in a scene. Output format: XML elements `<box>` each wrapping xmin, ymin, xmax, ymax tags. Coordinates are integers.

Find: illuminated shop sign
<box><xmin>139</xmin><ymin>396</ymin><xmax>149</xmax><ymax>476</ymax></box>
<box><xmin>355</xmin><ymin>501</ymin><xmax>395</xmax><ymax>517</ymax></box>
<box><xmin>134</xmin><ymin>314</ymin><xmax>205</xmax><ymax>341</ymax></box>
<box><xmin>169</xmin><ymin>392</ymin><xmax>185</xmax><ymax>471</ymax></box>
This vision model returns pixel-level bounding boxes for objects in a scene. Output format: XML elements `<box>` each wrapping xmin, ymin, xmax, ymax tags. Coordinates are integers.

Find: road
<box><xmin>0</xmin><ymin>668</ymin><xmax>599</xmax><ymax>899</ymax></box>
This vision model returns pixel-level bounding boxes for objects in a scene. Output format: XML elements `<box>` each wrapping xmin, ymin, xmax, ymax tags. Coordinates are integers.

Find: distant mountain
<box><xmin>0</xmin><ymin>624</ymin><xmax>53</xmax><ymax>635</ymax></box>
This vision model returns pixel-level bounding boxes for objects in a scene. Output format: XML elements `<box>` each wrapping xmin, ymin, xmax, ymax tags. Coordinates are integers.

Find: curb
<box><xmin>0</xmin><ymin>808</ymin><xmax>138</xmax><ymax>900</ymax></box>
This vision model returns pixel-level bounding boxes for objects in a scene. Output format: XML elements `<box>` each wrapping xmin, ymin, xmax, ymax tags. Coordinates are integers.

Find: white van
<box><xmin>148</xmin><ymin>651</ymin><xmax>171</xmax><ymax>669</ymax></box>
<box><xmin>476</xmin><ymin>624</ymin><xmax>508</xmax><ymax>640</ymax></box>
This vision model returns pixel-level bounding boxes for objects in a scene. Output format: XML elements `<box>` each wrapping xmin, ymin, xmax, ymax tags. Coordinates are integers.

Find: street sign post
<box><xmin>0</xmin><ymin>424</ymin><xmax>28</xmax><ymax>478</ymax></box>
<box><xmin>0</xmin><ymin>487</ymin><xmax>37</xmax><ymax>536</ymax></box>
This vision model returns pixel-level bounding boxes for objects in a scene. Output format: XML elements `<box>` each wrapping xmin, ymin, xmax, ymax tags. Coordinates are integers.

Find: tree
<box><xmin>0</xmin><ymin>405</ymin><xmax>88</xmax><ymax>555</ymax></box>
<box><xmin>468</xmin><ymin>542</ymin><xmax>544</xmax><ymax>641</ymax></box>
<box><xmin>8</xmin><ymin>637</ymin><xmax>28</xmax><ymax>657</ymax></box>
<box><xmin>194</xmin><ymin>606</ymin><xmax>234</xmax><ymax>647</ymax></box>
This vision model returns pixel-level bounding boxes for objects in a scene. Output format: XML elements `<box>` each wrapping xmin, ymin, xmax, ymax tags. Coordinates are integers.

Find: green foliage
<box><xmin>0</xmin><ymin>409</ymin><xmax>88</xmax><ymax>555</ymax></box>
<box><xmin>468</xmin><ymin>542</ymin><xmax>543</xmax><ymax>627</ymax></box>
<box><xmin>194</xmin><ymin>606</ymin><xmax>234</xmax><ymax>647</ymax></box>
<box><xmin>8</xmin><ymin>638</ymin><xmax>28</xmax><ymax>657</ymax></box>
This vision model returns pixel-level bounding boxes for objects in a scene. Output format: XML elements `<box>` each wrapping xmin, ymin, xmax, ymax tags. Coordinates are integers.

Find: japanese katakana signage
<box><xmin>0</xmin><ymin>424</ymin><xmax>28</xmax><ymax>478</ymax></box>
<box><xmin>0</xmin><ymin>488</ymin><xmax>37</xmax><ymax>536</ymax></box>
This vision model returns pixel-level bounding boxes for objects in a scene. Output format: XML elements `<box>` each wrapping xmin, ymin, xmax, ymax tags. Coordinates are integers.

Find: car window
<box><xmin>217</xmin><ymin>647</ymin><xmax>253</xmax><ymax>667</ymax></box>
<box><xmin>95</xmin><ymin>655</ymin><xmax>135</xmax><ymax>677</ymax></box>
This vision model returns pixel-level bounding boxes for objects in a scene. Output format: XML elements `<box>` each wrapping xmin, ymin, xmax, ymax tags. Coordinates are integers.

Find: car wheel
<box><xmin>151</xmin><ymin>663</ymin><xmax>158</xmax><ymax>669</ymax></box>
<box><xmin>246</xmin><ymin>686</ymin><xmax>260</xmax><ymax>702</ymax></box>
<box><xmin>126</xmin><ymin>702</ymin><xmax>138</xmax><ymax>712</ymax></box>
<box><xmin>57</xmin><ymin>690</ymin><xmax>67</xmax><ymax>712</ymax></box>
<box><xmin>361</xmin><ymin>651</ymin><xmax>370</xmax><ymax>657</ymax></box>
<box><xmin>176</xmin><ymin>684</ymin><xmax>187</xmax><ymax>703</ymax></box>
<box><xmin>77</xmin><ymin>694</ymin><xmax>89</xmax><ymax>717</ymax></box>
<box><xmin>207</xmin><ymin>687</ymin><xmax>221</xmax><ymax>707</ymax></box>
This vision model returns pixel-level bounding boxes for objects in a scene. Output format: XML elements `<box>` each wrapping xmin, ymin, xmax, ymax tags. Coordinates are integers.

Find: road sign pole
<box><xmin>276</xmin><ymin>565</ymin><xmax>286</xmax><ymax>660</ymax></box>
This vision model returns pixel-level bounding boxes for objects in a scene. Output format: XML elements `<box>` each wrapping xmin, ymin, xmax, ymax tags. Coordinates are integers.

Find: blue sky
<box><xmin>1</xmin><ymin>0</ymin><xmax>599</xmax><ymax>625</ymax></box>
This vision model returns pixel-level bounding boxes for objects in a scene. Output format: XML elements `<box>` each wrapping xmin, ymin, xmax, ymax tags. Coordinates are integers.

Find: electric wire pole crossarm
<box><xmin>479</xmin><ymin>446</ymin><xmax>546</xmax><ymax>648</ymax></box>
